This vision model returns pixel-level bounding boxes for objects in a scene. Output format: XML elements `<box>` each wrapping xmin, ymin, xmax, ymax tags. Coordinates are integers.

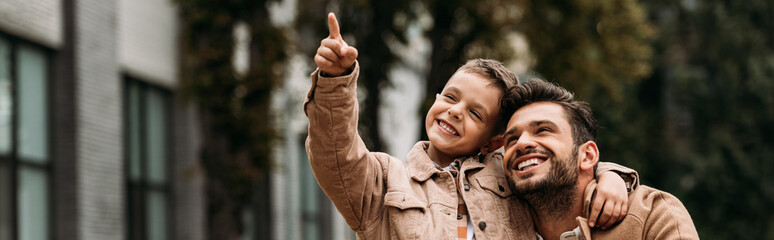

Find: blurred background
<box><xmin>0</xmin><ymin>0</ymin><xmax>772</xmax><ymax>239</ymax></box>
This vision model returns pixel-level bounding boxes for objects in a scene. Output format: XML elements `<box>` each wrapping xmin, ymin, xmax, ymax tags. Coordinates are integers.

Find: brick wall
<box><xmin>0</xmin><ymin>0</ymin><xmax>62</xmax><ymax>48</ymax></box>
<box><xmin>75</xmin><ymin>0</ymin><xmax>124</xmax><ymax>239</ymax></box>
<box><xmin>117</xmin><ymin>0</ymin><xmax>179</xmax><ymax>87</ymax></box>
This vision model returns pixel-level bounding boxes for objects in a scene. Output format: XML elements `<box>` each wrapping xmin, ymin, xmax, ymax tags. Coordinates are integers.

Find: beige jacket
<box><xmin>304</xmin><ymin>63</ymin><xmax>638</xmax><ymax>239</ymax></box>
<box><xmin>574</xmin><ymin>180</ymin><xmax>699</xmax><ymax>240</ymax></box>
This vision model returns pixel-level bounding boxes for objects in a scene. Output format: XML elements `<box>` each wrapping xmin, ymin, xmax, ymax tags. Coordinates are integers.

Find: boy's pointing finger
<box><xmin>328</xmin><ymin>12</ymin><xmax>341</xmax><ymax>40</ymax></box>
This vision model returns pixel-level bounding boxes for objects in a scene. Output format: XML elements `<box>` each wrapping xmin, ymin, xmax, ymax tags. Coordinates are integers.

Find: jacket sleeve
<box><xmin>304</xmin><ymin>62</ymin><xmax>389</xmax><ymax>232</ymax></box>
<box><xmin>596</xmin><ymin>161</ymin><xmax>640</xmax><ymax>192</ymax></box>
<box><xmin>643</xmin><ymin>188</ymin><xmax>700</xmax><ymax>240</ymax></box>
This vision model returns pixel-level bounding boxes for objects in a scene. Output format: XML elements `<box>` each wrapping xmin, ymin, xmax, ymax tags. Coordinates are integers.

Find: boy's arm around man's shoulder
<box><xmin>596</xmin><ymin>161</ymin><xmax>640</xmax><ymax>191</ymax></box>
<box><xmin>304</xmin><ymin>62</ymin><xmax>392</xmax><ymax>232</ymax></box>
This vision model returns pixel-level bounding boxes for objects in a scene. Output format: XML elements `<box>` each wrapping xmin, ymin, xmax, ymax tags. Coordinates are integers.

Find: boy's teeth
<box><xmin>517</xmin><ymin>159</ymin><xmax>544</xmax><ymax>171</ymax></box>
<box><xmin>439</xmin><ymin>121</ymin><xmax>458</xmax><ymax>135</ymax></box>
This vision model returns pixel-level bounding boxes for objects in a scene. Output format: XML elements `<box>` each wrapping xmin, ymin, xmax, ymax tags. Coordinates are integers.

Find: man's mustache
<box><xmin>507</xmin><ymin>148</ymin><xmax>553</xmax><ymax>170</ymax></box>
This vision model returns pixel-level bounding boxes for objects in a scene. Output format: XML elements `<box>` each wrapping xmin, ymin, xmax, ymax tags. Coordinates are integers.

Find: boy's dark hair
<box><xmin>456</xmin><ymin>59</ymin><xmax>519</xmax><ymax>134</ymax></box>
<box><xmin>506</xmin><ymin>78</ymin><xmax>597</xmax><ymax>146</ymax></box>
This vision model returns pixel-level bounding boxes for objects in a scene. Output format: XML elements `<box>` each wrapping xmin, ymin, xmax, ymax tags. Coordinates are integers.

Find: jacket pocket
<box><xmin>475</xmin><ymin>176</ymin><xmax>513</xmax><ymax>198</ymax></box>
<box><xmin>384</xmin><ymin>191</ymin><xmax>427</xmax><ymax>211</ymax></box>
<box><xmin>383</xmin><ymin>191</ymin><xmax>428</xmax><ymax>239</ymax></box>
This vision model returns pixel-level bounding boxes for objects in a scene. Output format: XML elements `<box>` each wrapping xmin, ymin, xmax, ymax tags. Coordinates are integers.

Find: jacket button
<box><xmin>478</xmin><ymin>221</ymin><xmax>486</xmax><ymax>230</ymax></box>
<box><xmin>498</xmin><ymin>185</ymin><xmax>505</xmax><ymax>191</ymax></box>
<box><xmin>464</xmin><ymin>184</ymin><xmax>470</xmax><ymax>191</ymax></box>
<box><xmin>457</xmin><ymin>214</ymin><xmax>463</xmax><ymax>220</ymax></box>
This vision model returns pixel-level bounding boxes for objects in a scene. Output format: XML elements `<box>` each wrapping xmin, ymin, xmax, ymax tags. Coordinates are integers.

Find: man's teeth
<box><xmin>439</xmin><ymin>121</ymin><xmax>458</xmax><ymax>135</ymax></box>
<box><xmin>517</xmin><ymin>159</ymin><xmax>544</xmax><ymax>171</ymax></box>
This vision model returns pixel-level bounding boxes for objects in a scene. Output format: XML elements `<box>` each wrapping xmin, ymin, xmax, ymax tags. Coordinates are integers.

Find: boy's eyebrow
<box><xmin>444</xmin><ymin>86</ymin><xmax>461</xmax><ymax>94</ymax></box>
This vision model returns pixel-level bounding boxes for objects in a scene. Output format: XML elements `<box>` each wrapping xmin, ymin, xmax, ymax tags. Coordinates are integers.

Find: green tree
<box><xmin>635</xmin><ymin>0</ymin><xmax>774</xmax><ymax>239</ymax></box>
<box><xmin>175</xmin><ymin>0</ymin><xmax>288</xmax><ymax>238</ymax></box>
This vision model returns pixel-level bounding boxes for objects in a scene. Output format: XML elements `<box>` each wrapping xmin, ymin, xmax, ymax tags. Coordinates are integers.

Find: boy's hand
<box><xmin>315</xmin><ymin>13</ymin><xmax>358</xmax><ymax>77</ymax></box>
<box><xmin>589</xmin><ymin>171</ymin><xmax>629</xmax><ymax>229</ymax></box>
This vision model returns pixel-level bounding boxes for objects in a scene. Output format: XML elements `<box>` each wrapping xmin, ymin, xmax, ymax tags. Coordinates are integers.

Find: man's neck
<box><xmin>525</xmin><ymin>185</ymin><xmax>583</xmax><ymax>240</ymax></box>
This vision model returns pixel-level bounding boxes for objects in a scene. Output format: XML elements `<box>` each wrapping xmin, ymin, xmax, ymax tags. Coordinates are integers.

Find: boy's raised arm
<box><xmin>304</xmin><ymin>13</ymin><xmax>387</xmax><ymax>233</ymax></box>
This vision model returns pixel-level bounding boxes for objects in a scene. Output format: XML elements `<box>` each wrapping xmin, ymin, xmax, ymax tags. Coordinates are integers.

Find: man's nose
<box><xmin>515</xmin><ymin>133</ymin><xmax>537</xmax><ymax>155</ymax></box>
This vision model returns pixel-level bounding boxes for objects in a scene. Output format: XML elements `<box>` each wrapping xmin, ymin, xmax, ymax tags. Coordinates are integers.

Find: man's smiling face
<box><xmin>502</xmin><ymin>102</ymin><xmax>578</xmax><ymax>194</ymax></box>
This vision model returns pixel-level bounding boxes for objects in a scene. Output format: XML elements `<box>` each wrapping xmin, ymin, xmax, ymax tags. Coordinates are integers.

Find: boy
<box><xmin>305</xmin><ymin>13</ymin><xmax>636</xmax><ymax>239</ymax></box>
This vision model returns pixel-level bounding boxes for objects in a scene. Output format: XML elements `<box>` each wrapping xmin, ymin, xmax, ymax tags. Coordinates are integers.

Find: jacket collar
<box><xmin>582</xmin><ymin>179</ymin><xmax>598</xmax><ymax>218</ymax></box>
<box><xmin>406</xmin><ymin>141</ymin><xmax>492</xmax><ymax>182</ymax></box>
<box><xmin>406</xmin><ymin>141</ymin><xmax>442</xmax><ymax>182</ymax></box>
<box><xmin>574</xmin><ymin>179</ymin><xmax>598</xmax><ymax>239</ymax></box>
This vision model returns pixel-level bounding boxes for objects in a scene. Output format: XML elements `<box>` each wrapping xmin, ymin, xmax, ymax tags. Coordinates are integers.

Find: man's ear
<box><xmin>481</xmin><ymin>134</ymin><xmax>504</xmax><ymax>155</ymax></box>
<box><xmin>578</xmin><ymin>141</ymin><xmax>599</xmax><ymax>171</ymax></box>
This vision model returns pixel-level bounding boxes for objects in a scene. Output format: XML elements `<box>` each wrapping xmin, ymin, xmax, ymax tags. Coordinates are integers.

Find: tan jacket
<box><xmin>304</xmin><ymin>63</ymin><xmax>638</xmax><ymax>239</ymax></box>
<box><xmin>574</xmin><ymin>180</ymin><xmax>699</xmax><ymax>240</ymax></box>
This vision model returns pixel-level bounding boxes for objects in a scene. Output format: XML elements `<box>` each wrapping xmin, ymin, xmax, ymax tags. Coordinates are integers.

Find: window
<box><xmin>298</xmin><ymin>135</ymin><xmax>332</xmax><ymax>240</ymax></box>
<box><xmin>0</xmin><ymin>35</ymin><xmax>51</xmax><ymax>240</ymax></box>
<box><xmin>125</xmin><ymin>79</ymin><xmax>171</xmax><ymax>240</ymax></box>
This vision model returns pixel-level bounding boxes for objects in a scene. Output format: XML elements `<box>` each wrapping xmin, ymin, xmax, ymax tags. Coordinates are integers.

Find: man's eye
<box><xmin>506</xmin><ymin>136</ymin><xmax>518</xmax><ymax>147</ymax></box>
<box><xmin>537</xmin><ymin>127</ymin><xmax>551</xmax><ymax>133</ymax></box>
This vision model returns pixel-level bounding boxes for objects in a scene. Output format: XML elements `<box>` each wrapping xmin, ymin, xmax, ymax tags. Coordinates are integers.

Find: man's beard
<box><xmin>511</xmin><ymin>148</ymin><xmax>579</xmax><ymax>221</ymax></box>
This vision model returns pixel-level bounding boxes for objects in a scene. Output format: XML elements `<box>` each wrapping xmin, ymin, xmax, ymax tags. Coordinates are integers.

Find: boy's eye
<box><xmin>443</xmin><ymin>94</ymin><xmax>456</xmax><ymax>102</ymax></box>
<box><xmin>470</xmin><ymin>110</ymin><xmax>482</xmax><ymax>120</ymax></box>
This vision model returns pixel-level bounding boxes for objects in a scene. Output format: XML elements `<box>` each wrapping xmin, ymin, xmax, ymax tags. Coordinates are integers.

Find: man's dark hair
<box><xmin>505</xmin><ymin>78</ymin><xmax>597</xmax><ymax>146</ymax></box>
<box><xmin>456</xmin><ymin>59</ymin><xmax>519</xmax><ymax>134</ymax></box>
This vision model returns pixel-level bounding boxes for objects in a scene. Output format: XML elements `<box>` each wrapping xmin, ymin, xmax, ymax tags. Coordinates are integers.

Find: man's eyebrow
<box><xmin>504</xmin><ymin>127</ymin><xmax>519</xmax><ymax>138</ymax></box>
<box><xmin>530</xmin><ymin>120</ymin><xmax>557</xmax><ymax>128</ymax></box>
<box><xmin>503</xmin><ymin>120</ymin><xmax>557</xmax><ymax>138</ymax></box>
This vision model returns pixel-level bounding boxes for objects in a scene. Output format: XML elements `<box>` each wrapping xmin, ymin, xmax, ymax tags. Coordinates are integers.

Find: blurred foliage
<box><xmin>517</xmin><ymin>0</ymin><xmax>654</xmax><ymax>100</ymax></box>
<box><xmin>635</xmin><ymin>0</ymin><xmax>774</xmax><ymax>239</ymax></box>
<box><xmin>175</xmin><ymin>0</ymin><xmax>288</xmax><ymax>238</ymax></box>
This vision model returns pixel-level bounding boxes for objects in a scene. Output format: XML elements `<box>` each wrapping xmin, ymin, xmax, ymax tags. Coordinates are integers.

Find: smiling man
<box><xmin>501</xmin><ymin>79</ymin><xmax>699</xmax><ymax>240</ymax></box>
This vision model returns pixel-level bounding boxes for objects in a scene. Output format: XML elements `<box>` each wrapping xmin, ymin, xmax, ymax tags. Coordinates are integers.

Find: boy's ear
<box><xmin>578</xmin><ymin>141</ymin><xmax>599</xmax><ymax>171</ymax></box>
<box><xmin>480</xmin><ymin>134</ymin><xmax>504</xmax><ymax>155</ymax></box>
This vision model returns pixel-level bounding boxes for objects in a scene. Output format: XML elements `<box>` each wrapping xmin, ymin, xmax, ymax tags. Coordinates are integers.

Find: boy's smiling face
<box><xmin>425</xmin><ymin>71</ymin><xmax>503</xmax><ymax>161</ymax></box>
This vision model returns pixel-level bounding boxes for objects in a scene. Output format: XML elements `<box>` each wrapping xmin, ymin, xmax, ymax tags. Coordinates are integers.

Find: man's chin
<box><xmin>512</xmin><ymin>179</ymin><xmax>544</xmax><ymax>195</ymax></box>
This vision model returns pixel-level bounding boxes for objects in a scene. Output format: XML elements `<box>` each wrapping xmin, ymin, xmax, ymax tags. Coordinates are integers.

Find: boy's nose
<box><xmin>447</xmin><ymin>107</ymin><xmax>462</xmax><ymax>120</ymax></box>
